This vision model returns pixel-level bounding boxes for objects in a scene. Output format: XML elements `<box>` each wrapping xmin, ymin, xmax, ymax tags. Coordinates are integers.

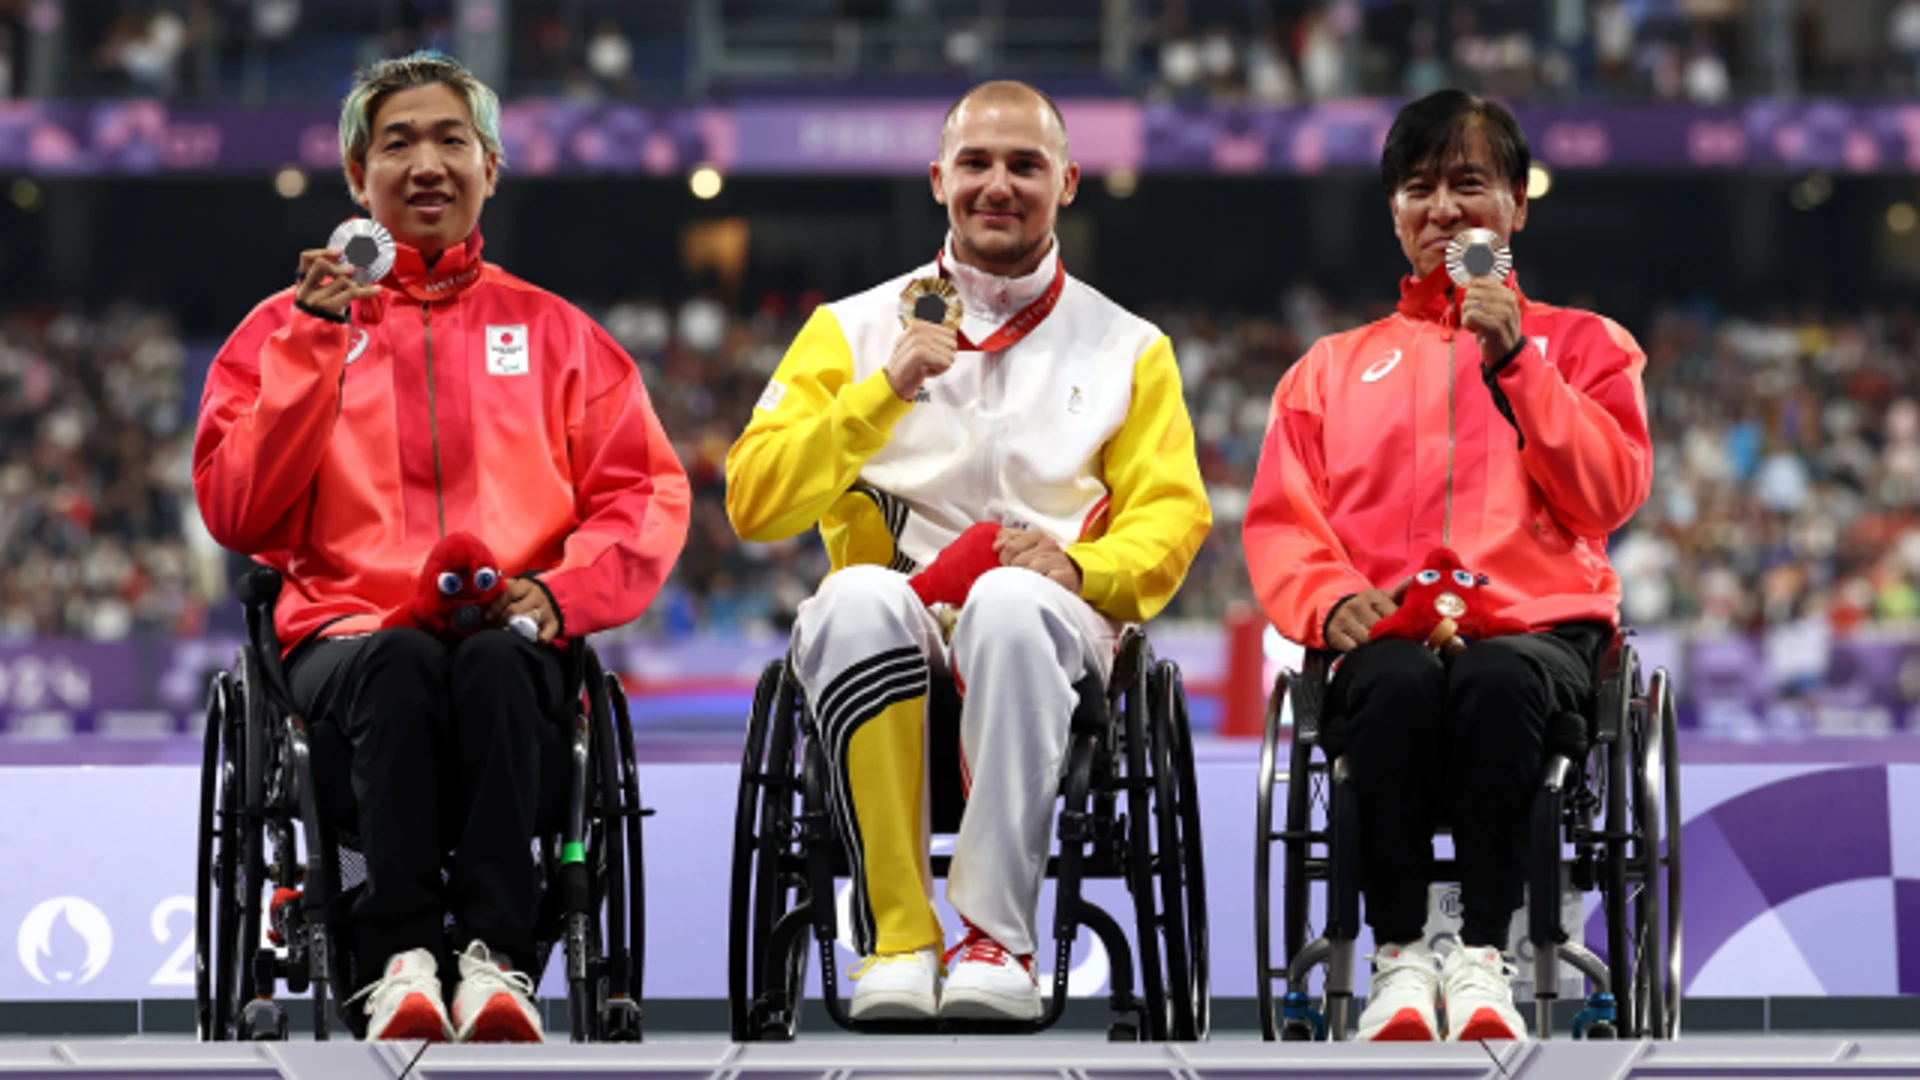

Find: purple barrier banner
<box><xmin>0</xmin><ymin>757</ymin><xmax>1916</xmax><ymax>1001</ymax></box>
<box><xmin>1144</xmin><ymin>100</ymin><xmax>1920</xmax><ymax>174</ymax></box>
<box><xmin>3</xmin><ymin>627</ymin><xmax>1920</xmax><ymax>748</ymax></box>
<box><xmin>4</xmin><ymin>99</ymin><xmax>1919</xmax><ymax>176</ymax></box>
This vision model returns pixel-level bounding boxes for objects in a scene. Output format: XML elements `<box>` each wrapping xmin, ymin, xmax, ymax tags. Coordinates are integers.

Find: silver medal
<box><xmin>326</xmin><ymin>218</ymin><xmax>396</xmax><ymax>286</ymax></box>
<box><xmin>1444</xmin><ymin>227</ymin><xmax>1512</xmax><ymax>288</ymax></box>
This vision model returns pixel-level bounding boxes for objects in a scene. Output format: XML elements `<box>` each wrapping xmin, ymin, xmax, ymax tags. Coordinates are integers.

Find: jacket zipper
<box><xmin>1445</xmin><ymin>328</ymin><xmax>1456</xmax><ymax>545</ymax></box>
<box><xmin>423</xmin><ymin>301</ymin><xmax>446</xmax><ymax>536</ymax></box>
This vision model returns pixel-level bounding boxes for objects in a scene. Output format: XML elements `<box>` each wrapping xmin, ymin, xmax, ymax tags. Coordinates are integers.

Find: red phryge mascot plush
<box><xmin>1369</xmin><ymin>547</ymin><xmax>1530</xmax><ymax>654</ymax></box>
<box><xmin>907</xmin><ymin>522</ymin><xmax>1004</xmax><ymax>607</ymax></box>
<box><xmin>383</xmin><ymin>531</ymin><xmax>509</xmax><ymax>640</ymax></box>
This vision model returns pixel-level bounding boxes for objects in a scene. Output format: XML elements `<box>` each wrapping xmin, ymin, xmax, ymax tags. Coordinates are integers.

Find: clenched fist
<box><xmin>884</xmin><ymin>321</ymin><xmax>958</xmax><ymax>402</ymax></box>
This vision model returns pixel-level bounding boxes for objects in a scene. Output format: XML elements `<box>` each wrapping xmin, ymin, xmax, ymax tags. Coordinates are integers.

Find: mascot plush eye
<box><xmin>1452</xmin><ymin>569</ymin><xmax>1475</xmax><ymax>587</ymax></box>
<box><xmin>1417</xmin><ymin>569</ymin><xmax>1441</xmax><ymax>585</ymax></box>
<box><xmin>474</xmin><ymin>567</ymin><xmax>499</xmax><ymax>592</ymax></box>
<box><xmin>437</xmin><ymin>571</ymin><xmax>463</xmax><ymax>596</ymax></box>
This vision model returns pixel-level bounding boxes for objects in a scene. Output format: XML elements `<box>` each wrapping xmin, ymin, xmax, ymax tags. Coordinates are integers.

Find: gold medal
<box><xmin>899</xmin><ymin>277</ymin><xmax>963</xmax><ymax>330</ymax></box>
<box><xmin>1434</xmin><ymin>592</ymin><xmax>1467</xmax><ymax>619</ymax></box>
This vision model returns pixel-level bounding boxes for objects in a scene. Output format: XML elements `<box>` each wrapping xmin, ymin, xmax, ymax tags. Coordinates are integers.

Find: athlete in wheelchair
<box><xmin>190</xmin><ymin>53</ymin><xmax>689</xmax><ymax>1042</ymax></box>
<box><xmin>723</xmin><ymin>81</ymin><xmax>1212</xmax><ymax>1037</ymax></box>
<box><xmin>1241</xmin><ymin>90</ymin><xmax>1677</xmax><ymax>1042</ymax></box>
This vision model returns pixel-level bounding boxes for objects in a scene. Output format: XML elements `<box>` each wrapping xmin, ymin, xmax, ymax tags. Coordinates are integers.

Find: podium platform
<box><xmin>1</xmin><ymin>1039</ymin><xmax>1917</xmax><ymax>1079</ymax></box>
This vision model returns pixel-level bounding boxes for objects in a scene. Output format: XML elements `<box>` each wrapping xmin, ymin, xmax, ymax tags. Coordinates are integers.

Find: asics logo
<box><xmin>1361</xmin><ymin>349</ymin><xmax>1402</xmax><ymax>383</ymax></box>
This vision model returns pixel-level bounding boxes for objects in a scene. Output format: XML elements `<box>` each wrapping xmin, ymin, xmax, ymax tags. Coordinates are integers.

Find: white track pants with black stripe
<box><xmin>792</xmin><ymin>564</ymin><xmax>1118</xmax><ymax>958</ymax></box>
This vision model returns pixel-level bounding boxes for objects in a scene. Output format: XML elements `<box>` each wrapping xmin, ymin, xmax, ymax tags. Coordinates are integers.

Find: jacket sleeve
<box><xmin>724</xmin><ymin>305</ymin><xmax>913</xmax><ymax>542</ymax></box>
<box><xmin>1066</xmin><ymin>336</ymin><xmax>1211</xmax><ymax>623</ymax></box>
<box><xmin>1241</xmin><ymin>341</ymin><xmax>1374</xmax><ymax>649</ymax></box>
<box><xmin>1491</xmin><ymin>316</ymin><xmax>1652</xmax><ymax>536</ymax></box>
<box><xmin>191</xmin><ymin>294</ymin><xmax>349</xmax><ymax>554</ymax></box>
<box><xmin>538</xmin><ymin>321</ymin><xmax>692</xmax><ymax>637</ymax></box>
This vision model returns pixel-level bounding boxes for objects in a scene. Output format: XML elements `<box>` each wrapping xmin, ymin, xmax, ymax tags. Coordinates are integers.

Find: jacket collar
<box><xmin>941</xmin><ymin>232</ymin><xmax>1061</xmax><ymax>324</ymax></box>
<box><xmin>386</xmin><ymin>228</ymin><xmax>489</xmax><ymax>304</ymax></box>
<box><xmin>1396</xmin><ymin>263</ymin><xmax>1528</xmax><ymax>327</ymax></box>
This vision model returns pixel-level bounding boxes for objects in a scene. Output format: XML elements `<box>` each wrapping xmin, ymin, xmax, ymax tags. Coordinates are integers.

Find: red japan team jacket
<box><xmin>1243</xmin><ymin>266</ymin><xmax>1652</xmax><ymax>649</ymax></box>
<box><xmin>193</xmin><ymin>229</ymin><xmax>690</xmax><ymax>649</ymax></box>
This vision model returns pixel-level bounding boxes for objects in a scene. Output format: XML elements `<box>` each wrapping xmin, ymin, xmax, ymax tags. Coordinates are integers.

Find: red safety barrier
<box><xmin>1221</xmin><ymin>601</ymin><xmax>1267</xmax><ymax>738</ymax></box>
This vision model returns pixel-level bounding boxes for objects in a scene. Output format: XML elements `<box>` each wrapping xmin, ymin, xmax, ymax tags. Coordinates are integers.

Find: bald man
<box><xmin>726</xmin><ymin>81</ymin><xmax>1209</xmax><ymax>1023</ymax></box>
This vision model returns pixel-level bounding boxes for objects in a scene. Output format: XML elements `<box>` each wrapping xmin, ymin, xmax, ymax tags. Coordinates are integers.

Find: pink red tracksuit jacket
<box><xmin>194</xmin><ymin>228</ymin><xmax>690</xmax><ymax>649</ymax></box>
<box><xmin>1243</xmin><ymin>266</ymin><xmax>1652</xmax><ymax>649</ymax></box>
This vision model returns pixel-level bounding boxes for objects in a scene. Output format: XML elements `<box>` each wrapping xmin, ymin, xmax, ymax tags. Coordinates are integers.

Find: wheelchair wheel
<box><xmin>1253</xmin><ymin>672</ymin><xmax>1287</xmax><ymax>1042</ymax></box>
<box><xmin>729</xmin><ymin>662</ymin><xmax>809</xmax><ymax>1041</ymax></box>
<box><xmin>1122</xmin><ymin>650</ymin><xmax>1170</xmax><ymax>1040</ymax></box>
<box><xmin>1600</xmin><ymin>648</ymin><xmax>1638</xmax><ymax>1035</ymax></box>
<box><xmin>196</xmin><ymin>670</ymin><xmax>241</xmax><ymax>1041</ymax></box>
<box><xmin>1149</xmin><ymin>659</ymin><xmax>1208</xmax><ymax>1040</ymax></box>
<box><xmin>602</xmin><ymin>670</ymin><xmax>648</xmax><ymax>1042</ymax></box>
<box><xmin>1658</xmin><ymin>668</ymin><xmax>1683</xmax><ymax>1038</ymax></box>
<box><xmin>1633</xmin><ymin>667</ymin><xmax>1683</xmax><ymax>1040</ymax></box>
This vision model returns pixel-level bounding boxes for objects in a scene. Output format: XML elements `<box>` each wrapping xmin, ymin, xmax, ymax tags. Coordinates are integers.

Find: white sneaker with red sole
<box><xmin>1355</xmin><ymin>941</ymin><xmax>1441</xmax><ymax>1041</ymax></box>
<box><xmin>938</xmin><ymin>927</ymin><xmax>1041</xmax><ymax>1021</ymax></box>
<box><xmin>351</xmin><ymin>948</ymin><xmax>454</xmax><ymax>1042</ymax></box>
<box><xmin>1442</xmin><ymin>945</ymin><xmax>1527</xmax><ymax>1041</ymax></box>
<box><xmin>450</xmin><ymin>941</ymin><xmax>545</xmax><ymax>1043</ymax></box>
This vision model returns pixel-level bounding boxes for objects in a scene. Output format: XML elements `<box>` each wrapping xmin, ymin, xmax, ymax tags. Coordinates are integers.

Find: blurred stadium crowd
<box><xmin>22</xmin><ymin>0</ymin><xmax>1920</xmax><ymax>105</ymax></box>
<box><xmin>8</xmin><ymin>286</ymin><xmax>1920</xmax><ymax>642</ymax></box>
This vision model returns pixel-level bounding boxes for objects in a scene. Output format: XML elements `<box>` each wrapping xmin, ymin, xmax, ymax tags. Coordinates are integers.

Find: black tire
<box><xmin>1603</xmin><ymin>678</ymin><xmax>1634</xmax><ymax>1034</ymax></box>
<box><xmin>729</xmin><ymin>662</ymin><xmax>783</xmax><ymax>1041</ymax></box>
<box><xmin>1152</xmin><ymin>661</ymin><xmax>1208</xmax><ymax>1041</ymax></box>
<box><xmin>1122</xmin><ymin>654</ymin><xmax>1169</xmax><ymax>1040</ymax></box>
<box><xmin>1657</xmin><ymin>668</ymin><xmax>1684</xmax><ymax>1039</ymax></box>
<box><xmin>236</xmin><ymin>649</ymin><xmax>270</xmax><ymax>1010</ymax></box>
<box><xmin>1254</xmin><ymin>672</ymin><xmax>1287</xmax><ymax>1042</ymax></box>
<box><xmin>750</xmin><ymin>669</ymin><xmax>809</xmax><ymax>1041</ymax></box>
<box><xmin>196</xmin><ymin>671</ymin><xmax>234</xmax><ymax>1041</ymax></box>
<box><xmin>1281</xmin><ymin>680</ymin><xmax>1321</xmax><ymax>979</ymax></box>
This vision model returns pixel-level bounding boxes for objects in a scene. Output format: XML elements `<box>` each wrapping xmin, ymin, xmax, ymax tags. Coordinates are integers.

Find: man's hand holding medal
<box><xmin>886</xmin><ymin>278</ymin><xmax>963</xmax><ymax>402</ymax></box>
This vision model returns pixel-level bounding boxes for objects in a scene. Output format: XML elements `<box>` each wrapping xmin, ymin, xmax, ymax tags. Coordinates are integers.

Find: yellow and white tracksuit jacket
<box><xmin>725</xmin><ymin>241</ymin><xmax>1211</xmax><ymax>960</ymax></box>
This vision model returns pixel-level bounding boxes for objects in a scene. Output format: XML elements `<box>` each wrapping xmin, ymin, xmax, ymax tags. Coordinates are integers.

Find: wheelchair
<box><xmin>1254</xmin><ymin>631</ymin><xmax>1682</xmax><ymax>1041</ymax></box>
<box><xmin>728</xmin><ymin>627</ymin><xmax>1208</xmax><ymax>1041</ymax></box>
<box><xmin>194</xmin><ymin>566</ymin><xmax>650</xmax><ymax>1042</ymax></box>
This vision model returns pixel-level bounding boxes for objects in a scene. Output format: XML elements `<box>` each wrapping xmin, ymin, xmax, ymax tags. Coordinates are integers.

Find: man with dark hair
<box><xmin>1243</xmin><ymin>89</ymin><xmax>1652</xmax><ymax>1041</ymax></box>
<box><xmin>196</xmin><ymin>53</ymin><xmax>690</xmax><ymax>1042</ymax></box>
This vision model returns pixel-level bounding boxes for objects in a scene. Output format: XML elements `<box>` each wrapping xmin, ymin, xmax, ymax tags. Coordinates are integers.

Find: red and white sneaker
<box><xmin>450</xmin><ymin>941</ymin><xmax>545</xmax><ymax>1043</ymax></box>
<box><xmin>938</xmin><ymin>925</ymin><xmax>1041</xmax><ymax>1021</ymax></box>
<box><xmin>1355</xmin><ymin>941</ymin><xmax>1441</xmax><ymax>1041</ymax></box>
<box><xmin>351</xmin><ymin>949</ymin><xmax>454</xmax><ymax>1042</ymax></box>
<box><xmin>1442</xmin><ymin>945</ymin><xmax>1527</xmax><ymax>1041</ymax></box>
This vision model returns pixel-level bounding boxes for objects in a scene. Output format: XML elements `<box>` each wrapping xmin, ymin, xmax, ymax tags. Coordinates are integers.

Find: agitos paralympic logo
<box><xmin>16</xmin><ymin>897</ymin><xmax>113</xmax><ymax>986</ymax></box>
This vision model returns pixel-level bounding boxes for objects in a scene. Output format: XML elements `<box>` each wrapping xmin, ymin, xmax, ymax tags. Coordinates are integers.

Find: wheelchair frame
<box><xmin>1254</xmin><ymin>634</ymin><xmax>1683</xmax><ymax>1041</ymax></box>
<box><xmin>194</xmin><ymin>567</ymin><xmax>650</xmax><ymax>1043</ymax></box>
<box><xmin>727</xmin><ymin>627</ymin><xmax>1209</xmax><ymax>1041</ymax></box>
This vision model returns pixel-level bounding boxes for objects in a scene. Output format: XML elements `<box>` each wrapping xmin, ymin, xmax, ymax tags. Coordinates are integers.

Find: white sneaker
<box><xmin>450</xmin><ymin>941</ymin><xmax>545</xmax><ymax>1043</ymax></box>
<box><xmin>350</xmin><ymin>948</ymin><xmax>454</xmax><ymax>1042</ymax></box>
<box><xmin>848</xmin><ymin>946</ymin><xmax>941</xmax><ymax>1020</ymax></box>
<box><xmin>939</xmin><ymin>928</ymin><xmax>1041</xmax><ymax>1021</ymax></box>
<box><xmin>1442</xmin><ymin>945</ymin><xmax>1527</xmax><ymax>1041</ymax></box>
<box><xmin>1355</xmin><ymin>941</ymin><xmax>1441</xmax><ymax>1041</ymax></box>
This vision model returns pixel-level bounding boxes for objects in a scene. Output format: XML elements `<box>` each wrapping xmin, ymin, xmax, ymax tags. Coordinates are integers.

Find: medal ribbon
<box><xmin>935</xmin><ymin>249</ymin><xmax>1067</xmax><ymax>353</ymax></box>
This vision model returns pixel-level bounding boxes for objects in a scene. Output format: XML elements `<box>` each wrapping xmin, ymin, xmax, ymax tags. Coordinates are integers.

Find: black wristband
<box><xmin>1484</xmin><ymin>335</ymin><xmax>1526</xmax><ymax>376</ymax></box>
<box><xmin>294</xmin><ymin>299</ymin><xmax>349</xmax><ymax>325</ymax></box>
